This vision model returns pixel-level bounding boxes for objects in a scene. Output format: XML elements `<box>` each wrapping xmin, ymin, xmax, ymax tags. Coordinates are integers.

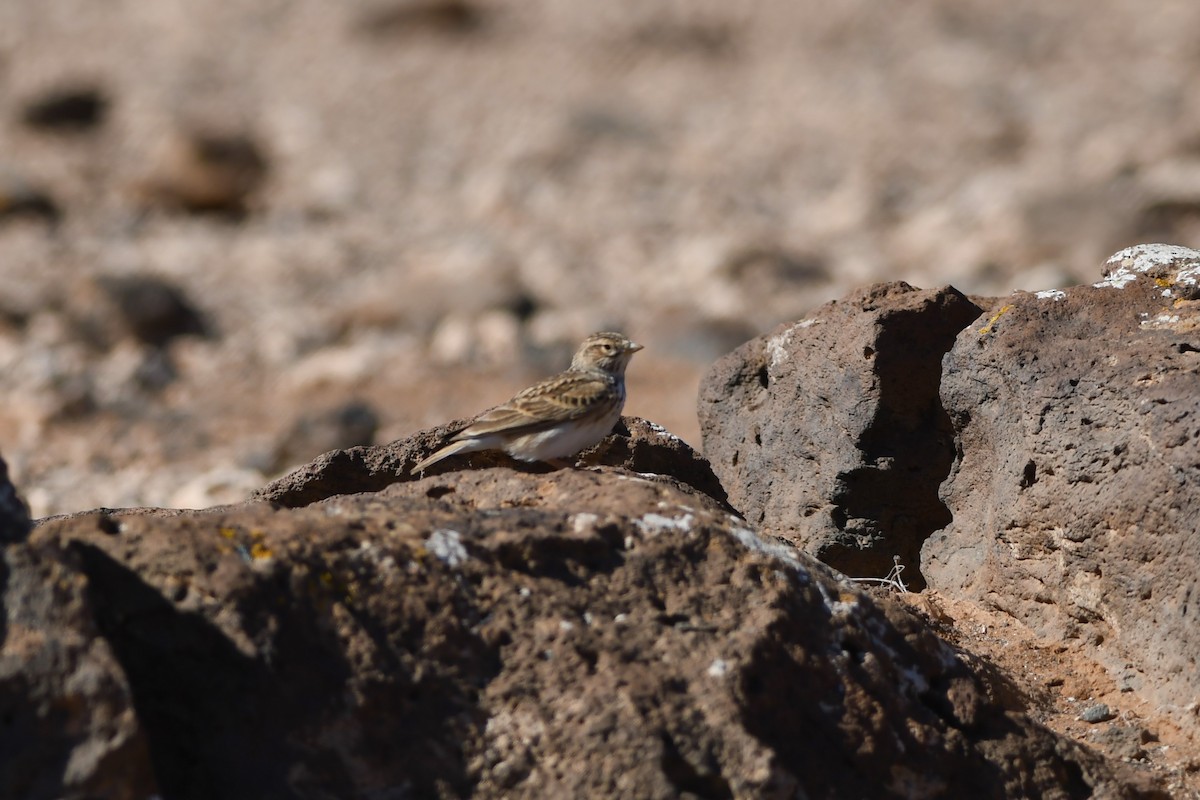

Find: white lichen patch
<box><xmin>641</xmin><ymin>420</ymin><xmax>684</xmax><ymax>443</ymax></box>
<box><xmin>426</xmin><ymin>528</ymin><xmax>468</xmax><ymax>567</ymax></box>
<box><xmin>570</xmin><ymin>512</ymin><xmax>599</xmax><ymax>533</ymax></box>
<box><xmin>707</xmin><ymin>658</ymin><xmax>729</xmax><ymax>678</ymax></box>
<box><xmin>1034</xmin><ymin>289</ymin><xmax>1066</xmax><ymax>301</ymax></box>
<box><xmin>1141</xmin><ymin>313</ymin><xmax>1182</xmax><ymax>328</ymax></box>
<box><xmin>728</xmin><ymin>524</ymin><xmax>804</xmax><ymax>573</ymax></box>
<box><xmin>633</xmin><ymin>512</ymin><xmax>696</xmax><ymax>536</ymax></box>
<box><xmin>1098</xmin><ymin>243</ymin><xmax>1200</xmax><ymax>291</ymax></box>
<box><xmin>766</xmin><ymin>323</ymin><xmax>804</xmax><ymax>370</ymax></box>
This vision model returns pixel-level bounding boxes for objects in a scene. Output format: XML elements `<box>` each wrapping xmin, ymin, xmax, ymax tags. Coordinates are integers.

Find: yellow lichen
<box><xmin>218</xmin><ymin>526</ymin><xmax>238</xmax><ymax>540</ymax></box>
<box><xmin>978</xmin><ymin>304</ymin><xmax>1014</xmax><ymax>336</ymax></box>
<box><xmin>249</xmin><ymin>542</ymin><xmax>273</xmax><ymax>560</ymax></box>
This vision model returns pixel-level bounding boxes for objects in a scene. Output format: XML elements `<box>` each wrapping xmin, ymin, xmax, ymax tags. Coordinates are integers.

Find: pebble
<box><xmin>1079</xmin><ymin>704</ymin><xmax>1116</xmax><ymax>724</ymax></box>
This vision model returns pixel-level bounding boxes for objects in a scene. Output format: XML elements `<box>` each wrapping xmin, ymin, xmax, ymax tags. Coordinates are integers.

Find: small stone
<box><xmin>0</xmin><ymin>171</ymin><xmax>60</xmax><ymax>224</ymax></box>
<box><xmin>1079</xmin><ymin>704</ymin><xmax>1115</xmax><ymax>724</ymax></box>
<box><xmin>356</xmin><ymin>0</ymin><xmax>489</xmax><ymax>38</ymax></box>
<box><xmin>20</xmin><ymin>84</ymin><xmax>109</xmax><ymax>132</ymax></box>
<box><xmin>95</xmin><ymin>275</ymin><xmax>211</xmax><ymax>347</ymax></box>
<box><xmin>136</xmin><ymin>128</ymin><xmax>269</xmax><ymax>215</ymax></box>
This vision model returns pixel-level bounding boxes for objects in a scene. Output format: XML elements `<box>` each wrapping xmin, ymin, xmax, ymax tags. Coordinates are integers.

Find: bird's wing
<box><xmin>455</xmin><ymin>371</ymin><xmax>616</xmax><ymax>438</ymax></box>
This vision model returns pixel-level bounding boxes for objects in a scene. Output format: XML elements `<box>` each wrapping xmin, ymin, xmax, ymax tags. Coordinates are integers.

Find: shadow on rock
<box><xmin>699</xmin><ymin>283</ymin><xmax>983</xmax><ymax>588</ymax></box>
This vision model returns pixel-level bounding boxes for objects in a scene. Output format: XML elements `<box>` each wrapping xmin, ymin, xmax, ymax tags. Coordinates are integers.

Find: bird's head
<box><xmin>571</xmin><ymin>331</ymin><xmax>643</xmax><ymax>375</ymax></box>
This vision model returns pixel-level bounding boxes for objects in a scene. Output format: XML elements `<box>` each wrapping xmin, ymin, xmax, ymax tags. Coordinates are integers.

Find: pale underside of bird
<box><xmin>411</xmin><ymin>332</ymin><xmax>642</xmax><ymax>473</ymax></box>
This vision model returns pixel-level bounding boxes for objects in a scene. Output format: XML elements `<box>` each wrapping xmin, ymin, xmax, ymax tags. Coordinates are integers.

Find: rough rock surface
<box><xmin>923</xmin><ymin>243</ymin><xmax>1200</xmax><ymax>733</ymax></box>
<box><xmin>699</xmin><ymin>283</ymin><xmax>982</xmax><ymax>586</ymax></box>
<box><xmin>256</xmin><ymin>415</ymin><xmax>729</xmax><ymax>510</ymax></box>
<box><xmin>0</xmin><ymin>455</ymin><xmax>30</xmax><ymax>544</ymax></box>
<box><xmin>12</xmin><ymin>468</ymin><xmax>1160</xmax><ymax>798</ymax></box>
<box><xmin>1</xmin><ymin>531</ymin><xmax>158</xmax><ymax>799</ymax></box>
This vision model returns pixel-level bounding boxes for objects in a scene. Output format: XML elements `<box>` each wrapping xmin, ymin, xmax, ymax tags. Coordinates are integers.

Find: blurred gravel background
<box><xmin>3</xmin><ymin>0</ymin><xmax>1199</xmax><ymax>515</ymax></box>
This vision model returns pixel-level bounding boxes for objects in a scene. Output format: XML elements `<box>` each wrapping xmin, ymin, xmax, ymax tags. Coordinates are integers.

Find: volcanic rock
<box><xmin>10</xmin><ymin>468</ymin><xmax>1159</xmax><ymax>798</ymax></box>
<box><xmin>255</xmin><ymin>415</ymin><xmax>729</xmax><ymax>509</ymax></box>
<box><xmin>699</xmin><ymin>282</ymin><xmax>982</xmax><ymax>587</ymax></box>
<box><xmin>1</xmin><ymin>526</ymin><xmax>157</xmax><ymax>798</ymax></box>
<box><xmin>923</xmin><ymin>243</ymin><xmax>1200</xmax><ymax>730</ymax></box>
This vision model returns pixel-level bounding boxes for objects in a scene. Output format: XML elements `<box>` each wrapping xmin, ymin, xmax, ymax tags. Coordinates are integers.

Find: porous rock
<box><xmin>699</xmin><ymin>282</ymin><xmax>982</xmax><ymax>587</ymax></box>
<box><xmin>17</xmin><ymin>469</ymin><xmax>1157</xmax><ymax>798</ymax></box>
<box><xmin>255</xmin><ymin>415</ymin><xmax>729</xmax><ymax>509</ymax></box>
<box><xmin>923</xmin><ymin>243</ymin><xmax>1200</xmax><ymax>729</ymax></box>
<box><xmin>1</xmin><ymin>522</ymin><xmax>158</xmax><ymax>799</ymax></box>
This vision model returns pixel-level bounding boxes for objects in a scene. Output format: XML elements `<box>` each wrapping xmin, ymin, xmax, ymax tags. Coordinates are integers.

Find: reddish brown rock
<box><xmin>1</xmin><ymin>531</ymin><xmax>157</xmax><ymax>799</ymax></box>
<box><xmin>699</xmin><ymin>282</ymin><xmax>982</xmax><ymax>587</ymax></box>
<box><xmin>923</xmin><ymin>243</ymin><xmax>1200</xmax><ymax>731</ymax></box>
<box><xmin>14</xmin><ymin>469</ymin><xmax>1158</xmax><ymax>798</ymax></box>
<box><xmin>135</xmin><ymin>128</ymin><xmax>268</xmax><ymax>216</ymax></box>
<box><xmin>255</xmin><ymin>415</ymin><xmax>729</xmax><ymax>510</ymax></box>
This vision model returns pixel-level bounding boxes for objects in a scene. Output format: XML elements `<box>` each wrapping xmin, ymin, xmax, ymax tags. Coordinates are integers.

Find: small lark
<box><xmin>412</xmin><ymin>332</ymin><xmax>643</xmax><ymax>473</ymax></box>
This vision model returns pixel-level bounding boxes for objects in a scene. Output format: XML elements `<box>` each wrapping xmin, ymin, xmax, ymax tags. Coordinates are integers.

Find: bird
<box><xmin>411</xmin><ymin>331</ymin><xmax>643</xmax><ymax>473</ymax></box>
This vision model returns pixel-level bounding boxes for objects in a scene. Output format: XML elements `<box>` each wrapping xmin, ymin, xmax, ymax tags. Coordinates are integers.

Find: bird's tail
<box><xmin>411</xmin><ymin>438</ymin><xmax>481</xmax><ymax>474</ymax></box>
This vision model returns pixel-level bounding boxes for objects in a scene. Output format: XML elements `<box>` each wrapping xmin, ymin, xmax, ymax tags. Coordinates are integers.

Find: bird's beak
<box><xmin>627</xmin><ymin>341</ymin><xmax>644</xmax><ymax>353</ymax></box>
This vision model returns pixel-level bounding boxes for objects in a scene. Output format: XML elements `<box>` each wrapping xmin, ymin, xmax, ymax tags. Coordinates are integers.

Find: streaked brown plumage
<box><xmin>411</xmin><ymin>332</ymin><xmax>642</xmax><ymax>473</ymax></box>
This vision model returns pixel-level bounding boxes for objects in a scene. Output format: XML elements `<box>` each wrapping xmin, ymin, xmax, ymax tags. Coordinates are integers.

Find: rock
<box><xmin>20</xmin><ymin>84</ymin><xmax>109</xmax><ymax>132</ymax></box>
<box><xmin>1081</xmin><ymin>704</ymin><xmax>1116</xmax><ymax>724</ymax></box>
<box><xmin>0</xmin><ymin>454</ymin><xmax>30</xmax><ymax>543</ymax></box>
<box><xmin>264</xmin><ymin>399</ymin><xmax>380</xmax><ymax>473</ymax></box>
<box><xmin>255</xmin><ymin>415</ymin><xmax>729</xmax><ymax>509</ymax></box>
<box><xmin>0</xmin><ymin>527</ymin><xmax>158</xmax><ymax>798</ymax></box>
<box><xmin>923</xmin><ymin>243</ymin><xmax>1200</xmax><ymax>732</ymax></box>
<box><xmin>0</xmin><ymin>171</ymin><xmax>60</xmax><ymax>224</ymax></box>
<box><xmin>136</xmin><ymin>128</ymin><xmax>268</xmax><ymax>215</ymax></box>
<box><xmin>699</xmin><ymin>282</ymin><xmax>982</xmax><ymax>587</ymax></box>
<box><xmin>356</xmin><ymin>0</ymin><xmax>490</xmax><ymax>38</ymax></box>
<box><xmin>19</xmin><ymin>470</ymin><xmax>1160</xmax><ymax>798</ymax></box>
<box><xmin>67</xmin><ymin>274</ymin><xmax>210</xmax><ymax>350</ymax></box>
<box><xmin>1091</xmin><ymin>725</ymin><xmax>1157</xmax><ymax>762</ymax></box>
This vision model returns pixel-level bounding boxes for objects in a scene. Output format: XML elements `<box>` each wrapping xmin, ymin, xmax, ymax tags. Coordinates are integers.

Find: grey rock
<box><xmin>1080</xmin><ymin>704</ymin><xmax>1116</xmax><ymax>724</ymax></box>
<box><xmin>17</xmin><ymin>469</ymin><xmax>1156</xmax><ymax>798</ymax></box>
<box><xmin>699</xmin><ymin>282</ymin><xmax>982</xmax><ymax>587</ymax></box>
<box><xmin>924</xmin><ymin>243</ymin><xmax>1200</xmax><ymax>734</ymax></box>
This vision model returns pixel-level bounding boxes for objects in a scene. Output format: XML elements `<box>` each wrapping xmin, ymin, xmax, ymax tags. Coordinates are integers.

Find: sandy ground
<box><xmin>898</xmin><ymin>590</ymin><xmax>1200</xmax><ymax>796</ymax></box>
